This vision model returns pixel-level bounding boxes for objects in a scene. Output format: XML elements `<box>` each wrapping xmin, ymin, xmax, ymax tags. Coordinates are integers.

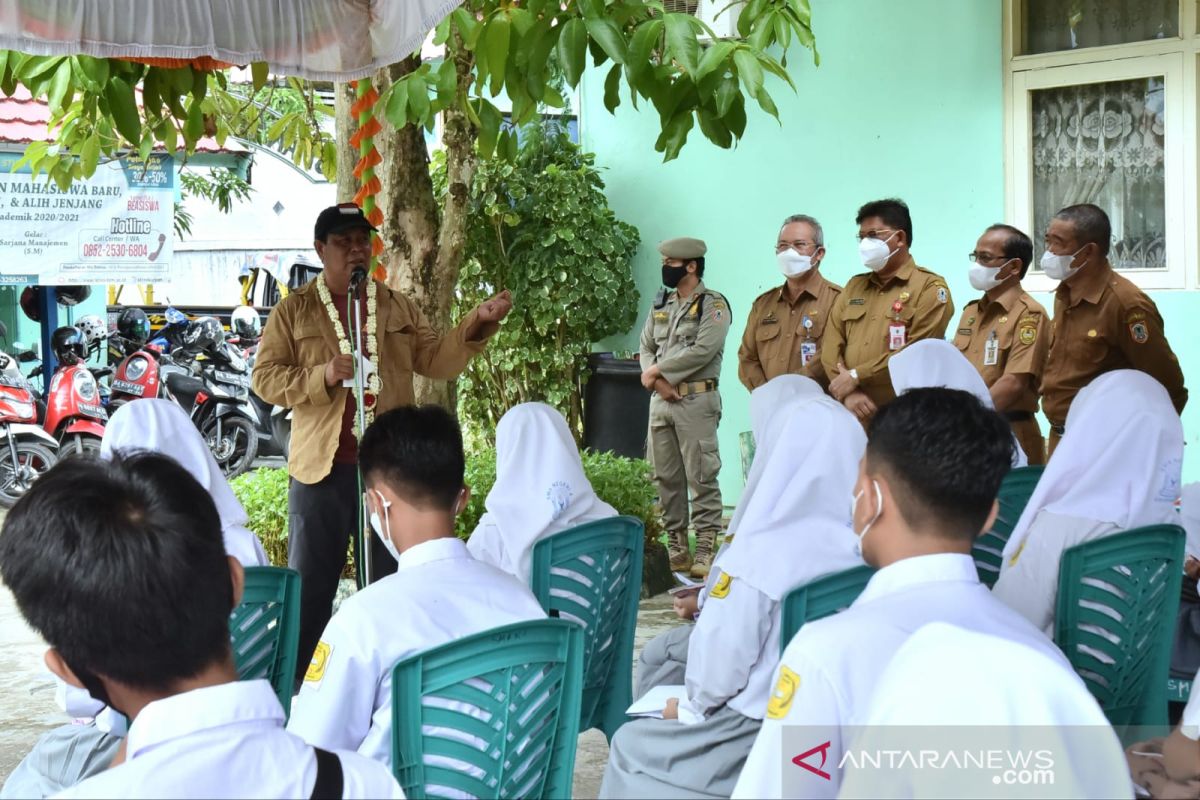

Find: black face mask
<box><xmin>66</xmin><ymin>657</ymin><xmax>122</xmax><ymax>716</ymax></box>
<box><xmin>662</xmin><ymin>263</ymin><xmax>688</xmax><ymax>288</ymax></box>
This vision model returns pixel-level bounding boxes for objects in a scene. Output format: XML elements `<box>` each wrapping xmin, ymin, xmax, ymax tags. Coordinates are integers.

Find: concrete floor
<box><xmin>0</xmin><ymin>579</ymin><xmax>681</xmax><ymax>798</ymax></box>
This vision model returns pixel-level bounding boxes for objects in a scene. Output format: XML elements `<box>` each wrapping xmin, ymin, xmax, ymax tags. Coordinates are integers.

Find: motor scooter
<box><xmin>0</xmin><ymin>322</ymin><xmax>57</xmax><ymax>506</ymax></box>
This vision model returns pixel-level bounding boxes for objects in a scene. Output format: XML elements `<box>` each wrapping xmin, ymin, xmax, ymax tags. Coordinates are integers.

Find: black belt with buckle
<box><xmin>1003</xmin><ymin>411</ymin><xmax>1034</xmax><ymax>423</ymax></box>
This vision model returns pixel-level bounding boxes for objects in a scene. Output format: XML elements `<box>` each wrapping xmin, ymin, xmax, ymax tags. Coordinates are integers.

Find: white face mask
<box><xmin>858</xmin><ymin>231</ymin><xmax>899</xmax><ymax>272</ymax></box>
<box><xmin>968</xmin><ymin>261</ymin><xmax>1011</xmax><ymax>292</ymax></box>
<box><xmin>368</xmin><ymin>489</ymin><xmax>402</xmax><ymax>564</ymax></box>
<box><xmin>1040</xmin><ymin>245</ymin><xmax>1086</xmax><ymax>282</ymax></box>
<box><xmin>851</xmin><ymin>480</ymin><xmax>883</xmax><ymax>558</ymax></box>
<box><xmin>777</xmin><ymin>249</ymin><xmax>814</xmax><ymax>279</ymax></box>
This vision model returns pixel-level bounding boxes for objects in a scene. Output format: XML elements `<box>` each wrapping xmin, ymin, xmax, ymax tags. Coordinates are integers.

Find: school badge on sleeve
<box><xmin>709</xmin><ymin>572</ymin><xmax>733</xmax><ymax>599</ymax></box>
<box><xmin>1019</xmin><ymin>323</ymin><xmax>1037</xmax><ymax>345</ymax></box>
<box><xmin>305</xmin><ymin>641</ymin><xmax>333</xmax><ymax>684</ymax></box>
<box><xmin>767</xmin><ymin>664</ymin><xmax>801</xmax><ymax>719</ymax></box>
<box><xmin>1130</xmin><ymin>322</ymin><xmax>1149</xmax><ymax>344</ymax></box>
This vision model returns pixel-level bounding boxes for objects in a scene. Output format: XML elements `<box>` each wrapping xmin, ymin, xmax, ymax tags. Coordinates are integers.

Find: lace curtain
<box><xmin>1032</xmin><ymin>77</ymin><xmax>1167</xmax><ymax>271</ymax></box>
<box><xmin>1024</xmin><ymin>0</ymin><xmax>1178</xmax><ymax>54</ymax></box>
<box><xmin>0</xmin><ymin>0</ymin><xmax>461</xmax><ymax>80</ymax></box>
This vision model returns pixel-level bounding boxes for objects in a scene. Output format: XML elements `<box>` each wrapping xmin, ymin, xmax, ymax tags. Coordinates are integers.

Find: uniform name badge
<box><xmin>888</xmin><ymin>301</ymin><xmax>906</xmax><ymax>351</ymax></box>
<box><xmin>984</xmin><ymin>331</ymin><xmax>999</xmax><ymax>366</ymax></box>
<box><xmin>800</xmin><ymin>315</ymin><xmax>816</xmax><ymax>366</ymax></box>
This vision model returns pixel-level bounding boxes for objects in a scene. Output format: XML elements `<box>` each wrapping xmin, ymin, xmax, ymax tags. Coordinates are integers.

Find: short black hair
<box><xmin>0</xmin><ymin>453</ymin><xmax>233</xmax><ymax>694</ymax></box>
<box><xmin>1055</xmin><ymin>203</ymin><xmax>1111</xmax><ymax>256</ymax></box>
<box><xmin>866</xmin><ymin>388</ymin><xmax>1013</xmax><ymax>541</ymax></box>
<box><xmin>692</xmin><ymin>256</ymin><xmax>706</xmax><ymax>278</ymax></box>
<box><xmin>986</xmin><ymin>223</ymin><xmax>1034</xmax><ymax>279</ymax></box>
<box><xmin>857</xmin><ymin>198</ymin><xmax>913</xmax><ymax>247</ymax></box>
<box><xmin>359</xmin><ymin>405</ymin><xmax>465</xmax><ymax>510</ymax></box>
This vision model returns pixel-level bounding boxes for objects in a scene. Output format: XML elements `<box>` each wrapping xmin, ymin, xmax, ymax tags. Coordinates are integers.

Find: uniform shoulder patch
<box><xmin>305</xmin><ymin>640</ymin><xmax>333</xmax><ymax>684</ymax></box>
<box><xmin>1130</xmin><ymin>321</ymin><xmax>1150</xmax><ymax>344</ymax></box>
<box><xmin>1127</xmin><ymin>309</ymin><xmax>1148</xmax><ymax>324</ymax></box>
<box><xmin>935</xmin><ymin>285</ymin><xmax>949</xmax><ymax>304</ymax></box>
<box><xmin>709</xmin><ymin>572</ymin><xmax>733</xmax><ymax>599</ymax></box>
<box><xmin>766</xmin><ymin>664</ymin><xmax>801</xmax><ymax>720</ymax></box>
<box><xmin>1019</xmin><ymin>323</ymin><xmax>1037</xmax><ymax>346</ymax></box>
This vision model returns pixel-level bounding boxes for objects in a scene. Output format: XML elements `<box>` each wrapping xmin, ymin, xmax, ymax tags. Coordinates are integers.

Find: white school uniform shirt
<box><xmin>287</xmin><ymin>537</ymin><xmax>546</xmax><ymax>765</ymax></box>
<box><xmin>466</xmin><ymin>403</ymin><xmax>617</xmax><ymax>584</ymax></box>
<box><xmin>54</xmin><ymin>680</ymin><xmax>402</xmax><ymax>799</ymax></box>
<box><xmin>684</xmin><ymin>395</ymin><xmax>866</xmax><ymax>722</ymax></box>
<box><xmin>731</xmin><ymin>553</ymin><xmax>1067</xmax><ymax>799</ymax></box>
<box><xmin>837</xmin><ymin>623</ymin><xmax>1131</xmax><ymax>799</ymax></box>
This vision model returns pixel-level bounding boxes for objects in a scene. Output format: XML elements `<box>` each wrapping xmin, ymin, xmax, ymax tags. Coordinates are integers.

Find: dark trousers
<box><xmin>288</xmin><ymin>462</ymin><xmax>397</xmax><ymax>685</ymax></box>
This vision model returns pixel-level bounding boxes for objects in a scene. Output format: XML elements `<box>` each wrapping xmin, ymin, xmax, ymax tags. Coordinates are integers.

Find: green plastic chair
<box><xmin>390</xmin><ymin>618</ymin><xmax>584</xmax><ymax>800</ymax></box>
<box><xmin>780</xmin><ymin>565</ymin><xmax>876</xmax><ymax>654</ymax></box>
<box><xmin>530</xmin><ymin>515</ymin><xmax>643</xmax><ymax>742</ymax></box>
<box><xmin>229</xmin><ymin>566</ymin><xmax>302</xmax><ymax>718</ymax></box>
<box><xmin>1054</xmin><ymin>524</ymin><xmax>1185</xmax><ymax>727</ymax></box>
<box><xmin>973</xmin><ymin>465</ymin><xmax>1045</xmax><ymax>588</ymax></box>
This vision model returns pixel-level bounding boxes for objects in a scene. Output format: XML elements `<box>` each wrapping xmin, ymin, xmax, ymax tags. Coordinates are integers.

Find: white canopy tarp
<box><xmin>0</xmin><ymin>0</ymin><xmax>461</xmax><ymax>81</ymax></box>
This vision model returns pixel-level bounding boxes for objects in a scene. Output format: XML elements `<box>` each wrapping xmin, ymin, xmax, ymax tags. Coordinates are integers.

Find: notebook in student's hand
<box><xmin>626</xmin><ymin>685</ymin><xmax>703</xmax><ymax>724</ymax></box>
<box><xmin>668</xmin><ymin>572</ymin><xmax>702</xmax><ymax>596</ymax></box>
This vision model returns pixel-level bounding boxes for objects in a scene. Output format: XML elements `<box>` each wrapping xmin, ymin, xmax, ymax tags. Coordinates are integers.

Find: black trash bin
<box><xmin>583</xmin><ymin>352</ymin><xmax>649</xmax><ymax>460</ymax></box>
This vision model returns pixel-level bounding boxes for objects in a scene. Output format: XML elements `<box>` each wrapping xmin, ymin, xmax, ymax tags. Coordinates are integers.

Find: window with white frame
<box><xmin>1004</xmin><ymin>0</ymin><xmax>1198</xmax><ymax>290</ymax></box>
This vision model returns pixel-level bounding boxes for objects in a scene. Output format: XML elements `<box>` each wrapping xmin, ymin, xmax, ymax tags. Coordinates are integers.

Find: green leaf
<box><xmin>143</xmin><ymin>69</ymin><xmax>162</xmax><ymax>116</ymax></box>
<box><xmin>695</xmin><ymin>40</ymin><xmax>734</xmax><ymax>82</ymax></box>
<box><xmin>451</xmin><ymin>7</ymin><xmax>480</xmax><ymax>47</ymax></box>
<box><xmin>627</xmin><ymin>19</ymin><xmax>663</xmax><ymax>79</ymax></box>
<box><xmin>19</xmin><ymin>56</ymin><xmax>61</xmax><ymax>83</ymax></box>
<box><xmin>585</xmin><ymin>18</ymin><xmax>627</xmax><ymax>65</ymax></box>
<box><xmin>656</xmin><ymin>110</ymin><xmax>694</xmax><ymax>161</ymax></box>
<box><xmin>724</xmin><ymin>92</ymin><xmax>747</xmax><ymax>138</ymax></box>
<box><xmin>408</xmin><ymin>76</ymin><xmax>430</xmax><ymax>123</ymax></box>
<box><xmin>557</xmin><ymin>18</ymin><xmax>587</xmax><ymax>87</ymax></box>
<box><xmin>251</xmin><ymin>61</ymin><xmax>269</xmax><ymax>92</ymax></box>
<box><xmin>714</xmin><ymin>73</ymin><xmax>738</xmax><ymax>117</ymax></box>
<box><xmin>473</xmin><ymin>98</ymin><xmax>503</xmax><ymax>159</ymax></box>
<box><xmin>138</xmin><ymin>129</ymin><xmax>154</xmax><ymax>161</ymax></box>
<box><xmin>104</xmin><ymin>77</ymin><xmax>141</xmax><ymax>144</ymax></box>
<box><xmin>748</xmin><ymin>13</ymin><xmax>772</xmax><ymax>51</ymax></box>
<box><xmin>191</xmin><ymin>67</ymin><xmax>208</xmax><ymax>103</ymax></box>
<box><xmin>664</xmin><ymin>14</ymin><xmax>699</xmax><ymax>74</ymax></box>
<box><xmin>755</xmin><ymin>87</ymin><xmax>779</xmax><ymax>120</ymax></box>
<box><xmin>484</xmin><ymin>15</ymin><xmax>512</xmax><ymax>96</ymax></box>
<box><xmin>80</xmin><ymin>133</ymin><xmax>100</xmax><ymax>175</ymax></box>
<box><xmin>47</xmin><ymin>60</ymin><xmax>71</xmax><ymax>113</ymax></box>
<box><xmin>385</xmin><ymin>79</ymin><xmax>410</xmax><ymax>125</ymax></box>
<box><xmin>697</xmin><ymin>108</ymin><xmax>732</xmax><ymax>148</ymax></box>
<box><xmin>184</xmin><ymin>97</ymin><xmax>204</xmax><ymax>142</ymax></box>
<box><xmin>603</xmin><ymin>63</ymin><xmax>622</xmax><ymax>114</ymax></box>
<box><xmin>542</xmin><ymin>85</ymin><xmax>566</xmax><ymax>109</ymax></box>
<box><xmin>162</xmin><ymin>119</ymin><xmax>178</xmax><ymax>153</ymax></box>
<box><xmin>733</xmin><ymin>48</ymin><xmax>763</xmax><ymax>98</ymax></box>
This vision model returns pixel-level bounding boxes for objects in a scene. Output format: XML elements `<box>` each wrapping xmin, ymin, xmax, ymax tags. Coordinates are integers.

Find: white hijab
<box><xmin>1002</xmin><ymin>370</ymin><xmax>1183</xmax><ymax>561</ymax></box>
<box><xmin>839</xmin><ymin>622</ymin><xmax>1131</xmax><ymax>799</ymax></box>
<box><xmin>890</xmin><ymin>339</ymin><xmax>1028</xmax><ymax>467</ymax></box>
<box><xmin>717</xmin><ymin>394</ymin><xmax>865</xmax><ymax>601</ymax></box>
<box><xmin>100</xmin><ymin>399</ymin><xmax>268</xmax><ymax>567</ymax></box>
<box><xmin>466</xmin><ymin>403</ymin><xmax>617</xmax><ymax>582</ymax></box>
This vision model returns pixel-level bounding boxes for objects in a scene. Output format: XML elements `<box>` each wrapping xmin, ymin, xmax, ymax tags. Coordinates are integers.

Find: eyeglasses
<box><xmin>968</xmin><ymin>252</ymin><xmax>1009</xmax><ymax>264</ymax></box>
<box><xmin>856</xmin><ymin>229</ymin><xmax>896</xmax><ymax>242</ymax></box>
<box><xmin>775</xmin><ymin>240</ymin><xmax>819</xmax><ymax>253</ymax></box>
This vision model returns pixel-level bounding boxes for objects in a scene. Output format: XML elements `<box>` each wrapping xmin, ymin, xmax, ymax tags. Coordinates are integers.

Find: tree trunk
<box><xmin>333</xmin><ymin>82</ymin><xmax>362</xmax><ymax>204</ymax></box>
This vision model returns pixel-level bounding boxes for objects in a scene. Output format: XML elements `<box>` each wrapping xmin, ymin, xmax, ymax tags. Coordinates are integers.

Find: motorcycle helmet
<box><xmin>51</xmin><ymin>326</ymin><xmax>87</xmax><ymax>365</ymax></box>
<box><xmin>75</xmin><ymin>314</ymin><xmax>107</xmax><ymax>346</ymax></box>
<box><xmin>116</xmin><ymin>307</ymin><xmax>151</xmax><ymax>344</ymax></box>
<box><xmin>231</xmin><ymin>305</ymin><xmax>261</xmax><ymax>340</ymax></box>
<box><xmin>19</xmin><ymin>286</ymin><xmax>39</xmax><ymax>322</ymax></box>
<box><xmin>55</xmin><ymin>286</ymin><xmax>92</xmax><ymax>307</ymax></box>
<box><xmin>180</xmin><ymin>316</ymin><xmax>224</xmax><ymax>354</ymax></box>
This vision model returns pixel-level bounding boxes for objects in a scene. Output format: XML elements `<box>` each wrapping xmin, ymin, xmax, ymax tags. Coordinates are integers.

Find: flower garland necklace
<box><xmin>317</xmin><ymin>276</ymin><xmax>382</xmax><ymax>438</ymax></box>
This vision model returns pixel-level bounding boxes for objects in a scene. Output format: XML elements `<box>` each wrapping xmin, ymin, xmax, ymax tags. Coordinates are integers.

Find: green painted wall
<box><xmin>581</xmin><ymin>0</ymin><xmax>1007</xmax><ymax>504</ymax></box>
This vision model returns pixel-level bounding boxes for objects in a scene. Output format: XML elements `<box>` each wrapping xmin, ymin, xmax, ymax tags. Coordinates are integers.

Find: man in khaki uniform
<box><xmin>738</xmin><ymin>214</ymin><xmax>841</xmax><ymax>391</ymax></box>
<box><xmin>954</xmin><ymin>224</ymin><xmax>1052</xmax><ymax>464</ymax></box>
<box><xmin>254</xmin><ymin>203</ymin><xmax>512</xmax><ymax>683</ymax></box>
<box><xmin>1039</xmin><ymin>203</ymin><xmax>1186</xmax><ymax>455</ymax></box>
<box><xmin>823</xmin><ymin>198</ymin><xmax>955</xmax><ymax>420</ymax></box>
<box><xmin>639</xmin><ymin>237</ymin><xmax>731</xmax><ymax>578</ymax></box>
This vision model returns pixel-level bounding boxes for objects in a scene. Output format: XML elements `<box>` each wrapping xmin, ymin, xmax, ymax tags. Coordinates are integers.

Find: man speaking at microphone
<box><xmin>254</xmin><ymin>203</ymin><xmax>512</xmax><ymax>684</ymax></box>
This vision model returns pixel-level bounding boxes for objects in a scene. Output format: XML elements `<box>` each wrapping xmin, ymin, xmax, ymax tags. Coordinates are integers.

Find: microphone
<box><xmin>348</xmin><ymin>266</ymin><xmax>368</xmax><ymax>297</ymax></box>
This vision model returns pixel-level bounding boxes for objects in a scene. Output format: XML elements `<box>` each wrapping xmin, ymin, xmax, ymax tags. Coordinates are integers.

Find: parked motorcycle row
<box><xmin>0</xmin><ymin>304</ymin><xmax>291</xmax><ymax>507</ymax></box>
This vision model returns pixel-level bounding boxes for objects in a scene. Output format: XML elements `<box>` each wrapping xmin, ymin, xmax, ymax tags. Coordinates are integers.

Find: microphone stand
<box><xmin>347</xmin><ymin>267</ymin><xmax>372</xmax><ymax>588</ymax></box>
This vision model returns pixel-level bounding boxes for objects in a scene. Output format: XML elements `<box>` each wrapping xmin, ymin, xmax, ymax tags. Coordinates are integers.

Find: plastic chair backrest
<box><xmin>1054</xmin><ymin>524</ymin><xmax>1185</xmax><ymax>727</ymax></box>
<box><xmin>390</xmin><ymin>618</ymin><xmax>584</xmax><ymax>800</ymax></box>
<box><xmin>973</xmin><ymin>465</ymin><xmax>1045</xmax><ymax>588</ymax></box>
<box><xmin>530</xmin><ymin>515</ymin><xmax>643</xmax><ymax>742</ymax></box>
<box><xmin>229</xmin><ymin>566</ymin><xmax>301</xmax><ymax>718</ymax></box>
<box><xmin>780</xmin><ymin>565</ymin><xmax>876</xmax><ymax>654</ymax></box>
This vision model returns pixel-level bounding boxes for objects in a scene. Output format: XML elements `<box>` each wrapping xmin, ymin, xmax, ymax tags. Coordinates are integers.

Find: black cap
<box><xmin>314</xmin><ymin>203</ymin><xmax>377</xmax><ymax>241</ymax></box>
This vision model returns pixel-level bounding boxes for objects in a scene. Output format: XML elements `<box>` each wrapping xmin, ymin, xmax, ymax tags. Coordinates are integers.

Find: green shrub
<box><xmin>455</xmin><ymin>446</ymin><xmax>662</xmax><ymax>546</ymax></box>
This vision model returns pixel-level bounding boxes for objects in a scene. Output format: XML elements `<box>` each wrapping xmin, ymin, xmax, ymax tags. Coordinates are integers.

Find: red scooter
<box><xmin>39</xmin><ymin>327</ymin><xmax>108</xmax><ymax>458</ymax></box>
<box><xmin>0</xmin><ymin>323</ymin><xmax>58</xmax><ymax>507</ymax></box>
<box><xmin>110</xmin><ymin>338</ymin><xmax>164</xmax><ymax>409</ymax></box>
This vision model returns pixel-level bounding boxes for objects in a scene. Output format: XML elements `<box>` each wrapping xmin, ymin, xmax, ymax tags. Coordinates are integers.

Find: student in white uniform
<box><xmin>733</xmin><ymin>388</ymin><xmax>1068</xmax><ymax>800</ymax></box>
<box><xmin>992</xmin><ymin>369</ymin><xmax>1183</xmax><ymax>634</ymax></box>
<box><xmin>466</xmin><ymin>402</ymin><xmax>617</xmax><ymax>583</ymax></box>
<box><xmin>287</xmin><ymin>405</ymin><xmax>546</xmax><ymax>766</ymax></box>
<box><xmin>2</xmin><ymin>399</ymin><xmax>273</xmax><ymax>800</ymax></box>
<box><xmin>838</xmin><ymin>622</ymin><xmax>1131</xmax><ymax>799</ymax></box>
<box><xmin>0</xmin><ymin>453</ymin><xmax>401</xmax><ymax>799</ymax></box>
<box><xmin>636</xmin><ymin>375</ymin><xmax>824</xmax><ymax>697</ymax></box>
<box><xmin>600</xmin><ymin>392</ymin><xmax>866</xmax><ymax>799</ymax></box>
<box><xmin>889</xmin><ymin>338</ymin><xmax>1027</xmax><ymax>466</ymax></box>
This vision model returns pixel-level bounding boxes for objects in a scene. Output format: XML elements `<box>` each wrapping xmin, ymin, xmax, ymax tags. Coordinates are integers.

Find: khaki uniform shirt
<box><xmin>639</xmin><ymin>280</ymin><xmax>732</xmax><ymax>386</ymax></box>
<box><xmin>820</xmin><ymin>257</ymin><xmax>955</xmax><ymax>407</ymax></box>
<box><xmin>253</xmin><ymin>278</ymin><xmax>491</xmax><ymax>484</ymax></box>
<box><xmin>952</xmin><ymin>282</ymin><xmax>1051</xmax><ymax>414</ymax></box>
<box><xmin>737</xmin><ymin>274</ymin><xmax>842</xmax><ymax>391</ymax></box>
<box><xmin>1040</xmin><ymin>259</ymin><xmax>1187</xmax><ymax>424</ymax></box>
